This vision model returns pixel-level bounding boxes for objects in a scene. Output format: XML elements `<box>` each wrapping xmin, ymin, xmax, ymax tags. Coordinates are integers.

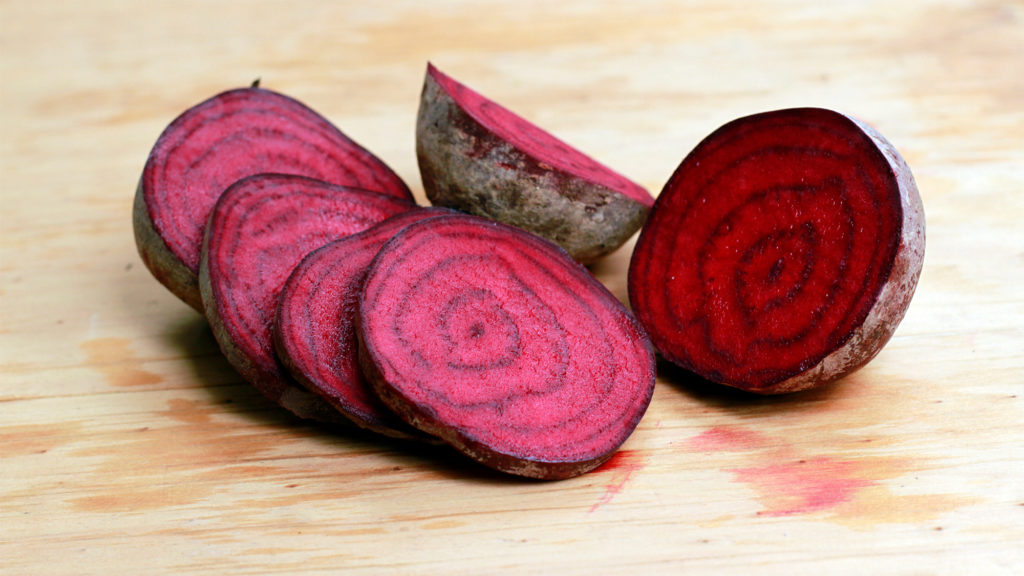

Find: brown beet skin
<box><xmin>416</xmin><ymin>63</ymin><xmax>653</xmax><ymax>264</ymax></box>
<box><xmin>357</xmin><ymin>213</ymin><xmax>656</xmax><ymax>479</ymax></box>
<box><xmin>199</xmin><ymin>174</ymin><xmax>415</xmax><ymax>422</ymax></box>
<box><xmin>629</xmin><ymin>108</ymin><xmax>925</xmax><ymax>394</ymax></box>
<box><xmin>135</xmin><ymin>85</ymin><xmax>412</xmax><ymax>311</ymax></box>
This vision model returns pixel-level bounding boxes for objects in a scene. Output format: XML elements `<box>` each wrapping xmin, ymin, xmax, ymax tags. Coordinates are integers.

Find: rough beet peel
<box><xmin>416</xmin><ymin>63</ymin><xmax>654</xmax><ymax>263</ymax></box>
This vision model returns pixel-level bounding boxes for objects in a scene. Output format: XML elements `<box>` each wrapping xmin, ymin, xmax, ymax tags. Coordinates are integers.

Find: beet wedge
<box><xmin>274</xmin><ymin>208</ymin><xmax>455</xmax><ymax>440</ymax></box>
<box><xmin>357</xmin><ymin>213</ymin><xmax>656</xmax><ymax>479</ymax></box>
<box><xmin>629</xmin><ymin>108</ymin><xmax>925</xmax><ymax>394</ymax></box>
<box><xmin>135</xmin><ymin>84</ymin><xmax>413</xmax><ymax>311</ymax></box>
<box><xmin>416</xmin><ymin>63</ymin><xmax>654</xmax><ymax>264</ymax></box>
<box><xmin>199</xmin><ymin>174</ymin><xmax>415</xmax><ymax>422</ymax></box>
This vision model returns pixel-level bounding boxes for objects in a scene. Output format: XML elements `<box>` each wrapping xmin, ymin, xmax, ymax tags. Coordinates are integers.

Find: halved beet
<box><xmin>199</xmin><ymin>174</ymin><xmax>415</xmax><ymax>421</ymax></box>
<box><xmin>629</xmin><ymin>108</ymin><xmax>925</xmax><ymax>394</ymax></box>
<box><xmin>357</xmin><ymin>213</ymin><xmax>656</xmax><ymax>479</ymax></box>
<box><xmin>273</xmin><ymin>208</ymin><xmax>454</xmax><ymax>439</ymax></box>
<box><xmin>135</xmin><ymin>84</ymin><xmax>413</xmax><ymax>310</ymax></box>
<box><xmin>416</xmin><ymin>63</ymin><xmax>654</xmax><ymax>263</ymax></box>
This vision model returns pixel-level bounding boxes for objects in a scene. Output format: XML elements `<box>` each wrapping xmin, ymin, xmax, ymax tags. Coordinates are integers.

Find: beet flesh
<box><xmin>199</xmin><ymin>174</ymin><xmax>415</xmax><ymax>421</ymax></box>
<box><xmin>629</xmin><ymin>108</ymin><xmax>925</xmax><ymax>394</ymax></box>
<box><xmin>416</xmin><ymin>63</ymin><xmax>654</xmax><ymax>263</ymax></box>
<box><xmin>135</xmin><ymin>85</ymin><xmax>412</xmax><ymax>310</ymax></box>
<box><xmin>274</xmin><ymin>208</ymin><xmax>454</xmax><ymax>439</ymax></box>
<box><xmin>357</xmin><ymin>213</ymin><xmax>656</xmax><ymax>479</ymax></box>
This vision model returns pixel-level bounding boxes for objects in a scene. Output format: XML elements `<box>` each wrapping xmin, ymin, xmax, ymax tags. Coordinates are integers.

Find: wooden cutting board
<box><xmin>2</xmin><ymin>1</ymin><xmax>1022</xmax><ymax>574</ymax></box>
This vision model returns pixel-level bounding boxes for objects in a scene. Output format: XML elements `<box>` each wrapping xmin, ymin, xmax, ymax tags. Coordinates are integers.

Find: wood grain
<box><xmin>2</xmin><ymin>1</ymin><xmax>1022</xmax><ymax>574</ymax></box>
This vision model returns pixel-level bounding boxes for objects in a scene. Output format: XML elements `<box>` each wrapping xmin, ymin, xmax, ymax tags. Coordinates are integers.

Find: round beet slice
<box><xmin>416</xmin><ymin>63</ymin><xmax>654</xmax><ymax>264</ymax></box>
<box><xmin>629</xmin><ymin>108</ymin><xmax>925</xmax><ymax>394</ymax></box>
<box><xmin>199</xmin><ymin>174</ymin><xmax>415</xmax><ymax>422</ymax></box>
<box><xmin>357</xmin><ymin>213</ymin><xmax>656</xmax><ymax>479</ymax></box>
<box><xmin>135</xmin><ymin>84</ymin><xmax>413</xmax><ymax>311</ymax></box>
<box><xmin>274</xmin><ymin>208</ymin><xmax>454</xmax><ymax>439</ymax></box>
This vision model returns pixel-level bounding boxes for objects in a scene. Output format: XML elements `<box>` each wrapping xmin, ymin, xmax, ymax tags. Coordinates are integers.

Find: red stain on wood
<box><xmin>590</xmin><ymin>450</ymin><xmax>645</xmax><ymax>512</ymax></box>
<box><xmin>729</xmin><ymin>456</ymin><xmax>875</xmax><ymax>516</ymax></box>
<box><xmin>684</xmin><ymin>418</ymin><xmax>972</xmax><ymax>525</ymax></box>
<box><xmin>686</xmin><ymin>425</ymin><xmax>768</xmax><ymax>452</ymax></box>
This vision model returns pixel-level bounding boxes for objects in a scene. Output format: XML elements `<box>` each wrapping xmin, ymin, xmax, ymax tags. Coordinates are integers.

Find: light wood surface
<box><xmin>2</xmin><ymin>1</ymin><xmax>1022</xmax><ymax>574</ymax></box>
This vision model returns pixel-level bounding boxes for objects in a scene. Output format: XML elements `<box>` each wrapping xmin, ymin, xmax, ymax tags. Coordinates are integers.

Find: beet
<box><xmin>416</xmin><ymin>63</ymin><xmax>654</xmax><ymax>263</ymax></box>
<box><xmin>135</xmin><ymin>84</ymin><xmax>412</xmax><ymax>311</ymax></box>
<box><xmin>629</xmin><ymin>108</ymin><xmax>925</xmax><ymax>394</ymax></box>
<box><xmin>199</xmin><ymin>174</ymin><xmax>415</xmax><ymax>421</ymax></box>
<box><xmin>274</xmin><ymin>208</ymin><xmax>454</xmax><ymax>439</ymax></box>
<box><xmin>357</xmin><ymin>213</ymin><xmax>656</xmax><ymax>479</ymax></box>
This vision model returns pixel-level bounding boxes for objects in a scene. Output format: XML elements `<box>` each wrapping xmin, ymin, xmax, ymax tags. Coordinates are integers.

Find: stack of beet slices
<box><xmin>134</xmin><ymin>66</ymin><xmax>925</xmax><ymax>480</ymax></box>
<box><xmin>198</xmin><ymin>174</ymin><xmax>415</xmax><ymax>423</ymax></box>
<box><xmin>134</xmin><ymin>83</ymin><xmax>413</xmax><ymax>311</ymax></box>
<box><xmin>274</xmin><ymin>207</ymin><xmax>455</xmax><ymax>441</ymax></box>
<box><xmin>133</xmin><ymin>80</ymin><xmax>657</xmax><ymax>480</ymax></box>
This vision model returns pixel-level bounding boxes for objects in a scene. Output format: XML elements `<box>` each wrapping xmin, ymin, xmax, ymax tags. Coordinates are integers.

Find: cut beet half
<box><xmin>416</xmin><ymin>63</ymin><xmax>654</xmax><ymax>264</ymax></box>
<box><xmin>274</xmin><ymin>208</ymin><xmax>455</xmax><ymax>440</ymax></box>
<box><xmin>135</xmin><ymin>84</ymin><xmax>413</xmax><ymax>311</ymax></box>
<box><xmin>199</xmin><ymin>174</ymin><xmax>415</xmax><ymax>422</ymax></box>
<box><xmin>629</xmin><ymin>108</ymin><xmax>925</xmax><ymax>394</ymax></box>
<box><xmin>357</xmin><ymin>213</ymin><xmax>656</xmax><ymax>479</ymax></box>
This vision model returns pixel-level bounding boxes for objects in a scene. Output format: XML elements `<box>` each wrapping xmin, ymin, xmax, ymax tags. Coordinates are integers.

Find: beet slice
<box><xmin>199</xmin><ymin>174</ymin><xmax>415</xmax><ymax>421</ymax></box>
<box><xmin>357</xmin><ymin>213</ymin><xmax>656</xmax><ymax>479</ymax></box>
<box><xmin>274</xmin><ymin>208</ymin><xmax>454</xmax><ymax>439</ymax></box>
<box><xmin>135</xmin><ymin>84</ymin><xmax>413</xmax><ymax>310</ymax></box>
<box><xmin>416</xmin><ymin>63</ymin><xmax>654</xmax><ymax>263</ymax></box>
<box><xmin>629</xmin><ymin>108</ymin><xmax>925</xmax><ymax>394</ymax></box>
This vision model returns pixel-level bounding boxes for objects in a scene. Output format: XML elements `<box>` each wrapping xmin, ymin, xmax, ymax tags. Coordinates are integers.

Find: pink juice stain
<box><xmin>686</xmin><ymin>425</ymin><xmax>769</xmax><ymax>452</ymax></box>
<box><xmin>589</xmin><ymin>450</ymin><xmax>645</xmax><ymax>512</ymax></box>
<box><xmin>730</xmin><ymin>456</ymin><xmax>876</xmax><ymax>517</ymax></box>
<box><xmin>686</xmin><ymin>426</ymin><xmax>878</xmax><ymax>518</ymax></box>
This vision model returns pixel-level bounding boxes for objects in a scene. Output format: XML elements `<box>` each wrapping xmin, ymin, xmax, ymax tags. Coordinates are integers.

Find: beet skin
<box><xmin>416</xmin><ymin>63</ymin><xmax>654</xmax><ymax>264</ymax></box>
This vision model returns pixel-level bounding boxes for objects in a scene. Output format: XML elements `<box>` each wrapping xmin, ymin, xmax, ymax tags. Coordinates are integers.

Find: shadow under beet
<box><xmin>655</xmin><ymin>356</ymin><xmax>850</xmax><ymax>416</ymax></box>
<box><xmin>162</xmin><ymin>312</ymin><xmax>528</xmax><ymax>486</ymax></box>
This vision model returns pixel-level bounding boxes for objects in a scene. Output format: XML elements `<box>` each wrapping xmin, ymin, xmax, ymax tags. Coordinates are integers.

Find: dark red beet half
<box><xmin>357</xmin><ymin>213</ymin><xmax>656</xmax><ymax>479</ymax></box>
<box><xmin>273</xmin><ymin>208</ymin><xmax>455</xmax><ymax>439</ymax></box>
<box><xmin>199</xmin><ymin>174</ymin><xmax>415</xmax><ymax>422</ymax></box>
<box><xmin>416</xmin><ymin>63</ymin><xmax>654</xmax><ymax>264</ymax></box>
<box><xmin>629</xmin><ymin>108</ymin><xmax>925</xmax><ymax>394</ymax></box>
<box><xmin>135</xmin><ymin>85</ymin><xmax>413</xmax><ymax>311</ymax></box>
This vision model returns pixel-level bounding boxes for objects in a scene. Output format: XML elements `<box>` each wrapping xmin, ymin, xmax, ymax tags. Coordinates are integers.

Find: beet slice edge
<box><xmin>199</xmin><ymin>173</ymin><xmax>415</xmax><ymax>422</ymax></box>
<box><xmin>416</xmin><ymin>63</ymin><xmax>653</xmax><ymax>263</ymax></box>
<box><xmin>135</xmin><ymin>85</ymin><xmax>412</xmax><ymax>310</ymax></box>
<box><xmin>273</xmin><ymin>208</ymin><xmax>455</xmax><ymax>440</ymax></box>
<box><xmin>357</xmin><ymin>213</ymin><xmax>656</xmax><ymax>479</ymax></box>
<box><xmin>628</xmin><ymin>107</ymin><xmax>925</xmax><ymax>394</ymax></box>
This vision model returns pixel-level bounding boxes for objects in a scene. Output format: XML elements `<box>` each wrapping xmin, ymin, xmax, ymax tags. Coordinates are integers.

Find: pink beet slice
<box><xmin>416</xmin><ymin>63</ymin><xmax>654</xmax><ymax>263</ymax></box>
<box><xmin>135</xmin><ymin>84</ymin><xmax>413</xmax><ymax>311</ymax></box>
<box><xmin>629</xmin><ymin>108</ymin><xmax>925</xmax><ymax>394</ymax></box>
<box><xmin>274</xmin><ymin>208</ymin><xmax>454</xmax><ymax>439</ymax></box>
<box><xmin>199</xmin><ymin>174</ymin><xmax>415</xmax><ymax>422</ymax></box>
<box><xmin>357</xmin><ymin>213</ymin><xmax>656</xmax><ymax>479</ymax></box>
